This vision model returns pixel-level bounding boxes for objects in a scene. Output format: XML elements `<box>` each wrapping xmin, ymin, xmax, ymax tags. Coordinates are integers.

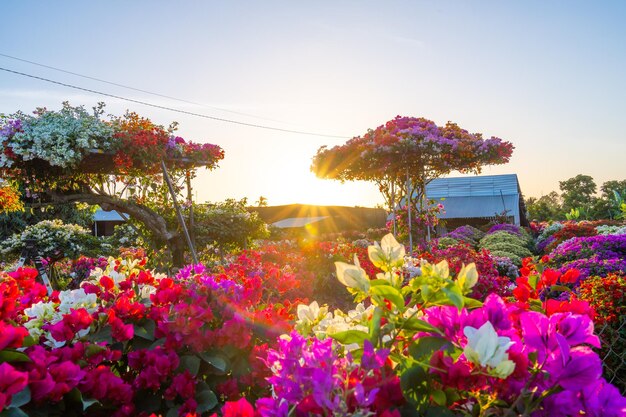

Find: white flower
<box><xmin>368</xmin><ymin>233</ymin><xmax>406</xmax><ymax>271</ymax></box>
<box><xmin>463</xmin><ymin>321</ymin><xmax>515</xmax><ymax>378</ymax></box>
<box><xmin>58</xmin><ymin>288</ymin><xmax>98</xmax><ymax>314</ymax></box>
<box><xmin>334</xmin><ymin>262</ymin><xmax>370</xmax><ymax>292</ymax></box>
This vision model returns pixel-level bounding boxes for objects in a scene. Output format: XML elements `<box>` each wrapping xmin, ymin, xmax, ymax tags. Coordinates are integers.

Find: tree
<box><xmin>526</xmin><ymin>191</ymin><xmax>563</xmax><ymax>222</ymax></box>
<box><xmin>559</xmin><ymin>174</ymin><xmax>597</xmax><ymax>218</ymax></box>
<box><xmin>312</xmin><ymin>116</ymin><xmax>513</xmax><ymax>246</ymax></box>
<box><xmin>193</xmin><ymin>199</ymin><xmax>269</xmax><ymax>257</ymax></box>
<box><xmin>0</xmin><ymin>103</ymin><xmax>224</xmax><ymax>266</ymax></box>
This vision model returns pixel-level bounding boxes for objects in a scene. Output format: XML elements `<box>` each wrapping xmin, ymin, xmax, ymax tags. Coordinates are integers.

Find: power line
<box><xmin>0</xmin><ymin>52</ymin><xmax>287</xmax><ymax>124</ymax></box>
<box><xmin>0</xmin><ymin>66</ymin><xmax>350</xmax><ymax>139</ymax></box>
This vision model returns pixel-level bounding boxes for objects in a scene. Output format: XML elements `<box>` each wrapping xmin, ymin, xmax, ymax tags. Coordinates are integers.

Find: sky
<box><xmin>1</xmin><ymin>1</ymin><xmax>625</xmax><ymax>208</ymax></box>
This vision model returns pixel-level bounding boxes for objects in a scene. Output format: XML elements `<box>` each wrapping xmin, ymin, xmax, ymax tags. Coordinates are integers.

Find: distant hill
<box><xmin>249</xmin><ymin>204</ymin><xmax>387</xmax><ymax>233</ymax></box>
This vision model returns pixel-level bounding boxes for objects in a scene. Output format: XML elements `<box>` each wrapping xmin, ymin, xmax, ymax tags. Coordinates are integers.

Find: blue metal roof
<box><xmin>94</xmin><ymin>209</ymin><xmax>126</xmax><ymax>222</ymax></box>
<box><xmin>426</xmin><ymin>174</ymin><xmax>520</xmax><ymax>198</ymax></box>
<box><xmin>424</xmin><ymin>174</ymin><xmax>523</xmax><ymax>225</ymax></box>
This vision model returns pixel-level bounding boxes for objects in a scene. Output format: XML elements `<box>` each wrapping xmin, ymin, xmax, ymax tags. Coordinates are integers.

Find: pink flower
<box><xmin>0</xmin><ymin>362</ymin><xmax>29</xmax><ymax>409</ymax></box>
<box><xmin>0</xmin><ymin>322</ymin><xmax>29</xmax><ymax>350</ymax></box>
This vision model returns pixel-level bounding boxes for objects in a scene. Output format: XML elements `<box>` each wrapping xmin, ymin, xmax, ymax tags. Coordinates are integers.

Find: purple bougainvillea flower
<box><xmin>549</xmin><ymin>312</ymin><xmax>600</xmax><ymax>348</ymax></box>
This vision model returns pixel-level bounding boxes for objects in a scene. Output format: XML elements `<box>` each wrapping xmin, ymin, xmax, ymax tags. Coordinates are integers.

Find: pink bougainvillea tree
<box><xmin>311</xmin><ymin>116</ymin><xmax>514</xmax><ymax>245</ymax></box>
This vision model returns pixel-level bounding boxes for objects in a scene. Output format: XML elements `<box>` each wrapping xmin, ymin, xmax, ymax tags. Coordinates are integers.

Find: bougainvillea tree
<box><xmin>0</xmin><ymin>103</ymin><xmax>224</xmax><ymax>266</ymax></box>
<box><xmin>311</xmin><ymin>116</ymin><xmax>513</xmax><ymax>245</ymax></box>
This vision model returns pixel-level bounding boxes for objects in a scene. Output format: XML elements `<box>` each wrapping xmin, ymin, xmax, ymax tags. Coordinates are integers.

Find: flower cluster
<box><xmin>443</xmin><ymin>225</ymin><xmax>485</xmax><ymax>248</ymax></box>
<box><xmin>257</xmin><ymin>333</ymin><xmax>402</xmax><ymax>417</ymax></box>
<box><xmin>548</xmin><ymin>234</ymin><xmax>626</xmax><ymax>280</ymax></box>
<box><xmin>0</xmin><ymin>104</ymin><xmax>224</xmax><ymax>175</ymax></box>
<box><xmin>285</xmin><ymin>234</ymin><xmax>626</xmax><ymax>416</ymax></box>
<box><xmin>0</xmin><ymin>181</ymin><xmax>23</xmax><ymax>213</ymax></box>
<box><xmin>0</xmin><ymin>103</ymin><xmax>114</xmax><ymax>168</ymax></box>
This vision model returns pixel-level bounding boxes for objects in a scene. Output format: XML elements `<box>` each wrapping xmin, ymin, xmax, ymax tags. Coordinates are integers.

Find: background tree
<box><xmin>559</xmin><ymin>174</ymin><xmax>597</xmax><ymax>218</ymax></box>
<box><xmin>193</xmin><ymin>199</ymin><xmax>269</xmax><ymax>260</ymax></box>
<box><xmin>525</xmin><ymin>191</ymin><xmax>563</xmax><ymax>222</ymax></box>
<box><xmin>312</xmin><ymin>116</ymin><xmax>513</xmax><ymax>246</ymax></box>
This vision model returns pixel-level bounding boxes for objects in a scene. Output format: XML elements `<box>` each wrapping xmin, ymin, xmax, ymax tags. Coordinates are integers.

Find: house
<box><xmin>425</xmin><ymin>174</ymin><xmax>529</xmax><ymax>230</ymax></box>
<box><xmin>93</xmin><ymin>209</ymin><xmax>126</xmax><ymax>237</ymax></box>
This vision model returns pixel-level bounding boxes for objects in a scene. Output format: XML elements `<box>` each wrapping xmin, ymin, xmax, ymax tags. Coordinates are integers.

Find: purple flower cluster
<box><xmin>487</xmin><ymin>223</ymin><xmax>522</xmax><ymax>237</ymax></box>
<box><xmin>444</xmin><ymin>225</ymin><xmax>484</xmax><ymax>247</ymax></box>
<box><xmin>422</xmin><ymin>295</ymin><xmax>626</xmax><ymax>416</ymax></box>
<box><xmin>548</xmin><ymin>235</ymin><xmax>626</xmax><ymax>281</ymax></box>
<box><xmin>558</xmin><ymin>257</ymin><xmax>626</xmax><ymax>281</ymax></box>
<box><xmin>256</xmin><ymin>333</ymin><xmax>390</xmax><ymax>417</ymax></box>
<box><xmin>551</xmin><ymin>234</ymin><xmax>626</xmax><ymax>264</ymax></box>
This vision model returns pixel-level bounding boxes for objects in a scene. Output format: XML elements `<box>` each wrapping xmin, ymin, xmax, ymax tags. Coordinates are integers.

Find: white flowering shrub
<box><xmin>1</xmin><ymin>103</ymin><xmax>114</xmax><ymax>168</ymax></box>
<box><xmin>0</xmin><ymin>219</ymin><xmax>100</xmax><ymax>261</ymax></box>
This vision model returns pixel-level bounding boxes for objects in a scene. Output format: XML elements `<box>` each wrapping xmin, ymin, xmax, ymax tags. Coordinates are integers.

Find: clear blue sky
<box><xmin>1</xmin><ymin>1</ymin><xmax>625</xmax><ymax>207</ymax></box>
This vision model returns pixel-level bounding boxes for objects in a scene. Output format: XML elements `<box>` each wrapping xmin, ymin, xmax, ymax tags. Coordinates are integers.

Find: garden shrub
<box><xmin>443</xmin><ymin>225</ymin><xmax>485</xmax><ymax>248</ymax></box>
<box><xmin>478</xmin><ymin>230</ymin><xmax>533</xmax><ymax>266</ymax></box>
<box><xmin>433</xmin><ymin>236</ymin><xmax>459</xmax><ymax>248</ymax></box>
<box><xmin>0</xmin><ymin>219</ymin><xmax>102</xmax><ymax>262</ymax></box>
<box><xmin>493</xmin><ymin>256</ymin><xmax>519</xmax><ymax>279</ymax></box>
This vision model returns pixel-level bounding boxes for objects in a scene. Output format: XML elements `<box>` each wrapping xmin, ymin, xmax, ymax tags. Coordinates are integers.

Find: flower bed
<box><xmin>1</xmin><ymin>235</ymin><xmax>625</xmax><ymax>416</ymax></box>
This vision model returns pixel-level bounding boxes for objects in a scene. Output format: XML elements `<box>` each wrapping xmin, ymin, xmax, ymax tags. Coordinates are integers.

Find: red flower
<box><xmin>219</xmin><ymin>397</ymin><xmax>256</xmax><ymax>417</ymax></box>
<box><xmin>560</xmin><ymin>268</ymin><xmax>580</xmax><ymax>284</ymax></box>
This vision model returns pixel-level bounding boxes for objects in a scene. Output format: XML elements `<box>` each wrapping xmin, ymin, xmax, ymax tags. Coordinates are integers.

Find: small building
<box><xmin>93</xmin><ymin>209</ymin><xmax>126</xmax><ymax>237</ymax></box>
<box><xmin>425</xmin><ymin>174</ymin><xmax>529</xmax><ymax>230</ymax></box>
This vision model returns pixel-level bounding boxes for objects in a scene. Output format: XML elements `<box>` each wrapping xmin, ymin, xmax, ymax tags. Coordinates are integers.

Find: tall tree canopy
<box><xmin>312</xmin><ymin>115</ymin><xmax>513</xmax><ymax>216</ymax></box>
<box><xmin>0</xmin><ymin>103</ymin><xmax>224</xmax><ymax>265</ymax></box>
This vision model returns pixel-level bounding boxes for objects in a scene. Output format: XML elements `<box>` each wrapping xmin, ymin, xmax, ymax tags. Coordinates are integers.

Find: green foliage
<box><xmin>435</xmin><ymin>237</ymin><xmax>459</xmax><ymax>248</ymax></box>
<box><xmin>525</xmin><ymin>191</ymin><xmax>563</xmax><ymax>222</ymax></box>
<box><xmin>194</xmin><ymin>199</ymin><xmax>269</xmax><ymax>254</ymax></box>
<box><xmin>559</xmin><ymin>174</ymin><xmax>597</xmax><ymax>214</ymax></box>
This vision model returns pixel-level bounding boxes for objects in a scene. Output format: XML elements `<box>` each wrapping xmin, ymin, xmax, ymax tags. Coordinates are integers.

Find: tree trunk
<box><xmin>48</xmin><ymin>191</ymin><xmax>186</xmax><ymax>267</ymax></box>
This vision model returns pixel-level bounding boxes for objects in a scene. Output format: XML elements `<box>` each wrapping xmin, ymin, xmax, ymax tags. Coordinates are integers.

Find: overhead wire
<box><xmin>0</xmin><ymin>66</ymin><xmax>350</xmax><ymax>139</ymax></box>
<box><xmin>0</xmin><ymin>52</ymin><xmax>287</xmax><ymax>123</ymax></box>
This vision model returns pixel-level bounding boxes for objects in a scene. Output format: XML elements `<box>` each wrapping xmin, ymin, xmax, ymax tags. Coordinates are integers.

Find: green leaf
<box><xmin>166</xmin><ymin>407</ymin><xmax>179</xmax><ymax>417</ymax></box>
<box><xmin>330</xmin><ymin>330</ymin><xmax>369</xmax><ymax>345</ymax></box>
<box><xmin>198</xmin><ymin>352</ymin><xmax>229</xmax><ymax>373</ymax></box>
<box><xmin>370</xmin><ymin>285</ymin><xmax>405</xmax><ymax>309</ymax></box>
<box><xmin>0</xmin><ymin>407</ymin><xmax>29</xmax><ymax>417</ymax></box>
<box><xmin>10</xmin><ymin>386</ymin><xmax>30</xmax><ymax>408</ymax></box>
<box><xmin>441</xmin><ymin>285</ymin><xmax>464</xmax><ymax>310</ymax></box>
<box><xmin>369</xmin><ymin>307</ymin><xmax>383</xmax><ymax>344</ymax></box>
<box><xmin>462</xmin><ymin>297</ymin><xmax>483</xmax><ymax>309</ymax></box>
<box><xmin>21</xmin><ymin>335</ymin><xmax>38</xmax><ymax>348</ymax></box>
<box><xmin>409</xmin><ymin>337</ymin><xmax>449</xmax><ymax>360</ymax></box>
<box><xmin>179</xmin><ymin>355</ymin><xmax>201</xmax><ymax>376</ymax></box>
<box><xmin>549</xmin><ymin>285</ymin><xmax>571</xmax><ymax>293</ymax></box>
<box><xmin>89</xmin><ymin>325</ymin><xmax>112</xmax><ymax>344</ymax></box>
<box><xmin>196</xmin><ymin>389</ymin><xmax>218</xmax><ymax>413</ymax></box>
<box><xmin>369</xmin><ymin>278</ymin><xmax>392</xmax><ymax>286</ymax></box>
<box><xmin>431</xmin><ymin>389</ymin><xmax>446</xmax><ymax>406</ymax></box>
<box><xmin>82</xmin><ymin>398</ymin><xmax>100</xmax><ymax>411</ymax></box>
<box><xmin>85</xmin><ymin>344</ymin><xmax>107</xmax><ymax>357</ymax></box>
<box><xmin>528</xmin><ymin>274</ymin><xmax>539</xmax><ymax>290</ymax></box>
<box><xmin>133</xmin><ymin>320</ymin><xmax>156</xmax><ymax>341</ymax></box>
<box><xmin>400</xmin><ymin>365</ymin><xmax>430</xmax><ymax>408</ymax></box>
<box><xmin>136</xmin><ymin>390</ymin><xmax>162</xmax><ymax>413</ymax></box>
<box><xmin>402</xmin><ymin>318</ymin><xmax>442</xmax><ymax>335</ymax></box>
<box><xmin>0</xmin><ymin>350</ymin><xmax>31</xmax><ymax>363</ymax></box>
